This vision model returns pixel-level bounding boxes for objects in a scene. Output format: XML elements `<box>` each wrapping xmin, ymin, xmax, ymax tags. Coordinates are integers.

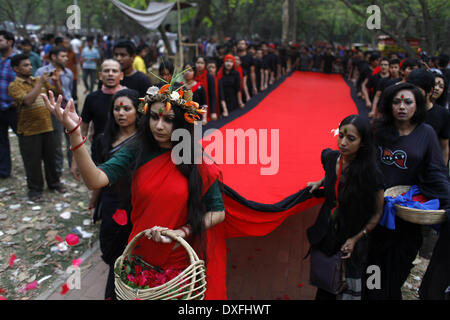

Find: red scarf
<box><xmin>195</xmin><ymin>69</ymin><xmax>210</xmax><ymax>107</ymax></box>
<box><xmin>218</xmin><ymin>54</ymin><xmax>243</xmax><ymax>91</ymax></box>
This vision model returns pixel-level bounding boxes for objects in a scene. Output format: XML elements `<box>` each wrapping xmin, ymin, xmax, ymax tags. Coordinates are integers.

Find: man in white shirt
<box><xmin>70</xmin><ymin>34</ymin><xmax>82</xmax><ymax>61</ymax></box>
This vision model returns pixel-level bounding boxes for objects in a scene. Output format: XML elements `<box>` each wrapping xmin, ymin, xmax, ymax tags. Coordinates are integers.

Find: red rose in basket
<box><xmin>120</xmin><ymin>257</ymin><xmax>184</xmax><ymax>289</ymax></box>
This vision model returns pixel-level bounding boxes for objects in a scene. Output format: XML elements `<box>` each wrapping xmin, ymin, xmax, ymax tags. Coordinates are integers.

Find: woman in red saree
<box><xmin>41</xmin><ymin>85</ymin><xmax>226</xmax><ymax>299</ymax></box>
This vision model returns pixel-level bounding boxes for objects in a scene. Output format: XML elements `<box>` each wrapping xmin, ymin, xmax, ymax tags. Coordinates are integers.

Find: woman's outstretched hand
<box><xmin>41</xmin><ymin>91</ymin><xmax>80</xmax><ymax>133</ymax></box>
<box><xmin>307</xmin><ymin>180</ymin><xmax>323</xmax><ymax>193</ymax></box>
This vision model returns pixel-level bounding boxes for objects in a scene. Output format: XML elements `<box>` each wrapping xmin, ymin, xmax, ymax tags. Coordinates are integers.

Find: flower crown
<box><xmin>138</xmin><ymin>84</ymin><xmax>206</xmax><ymax>124</ymax></box>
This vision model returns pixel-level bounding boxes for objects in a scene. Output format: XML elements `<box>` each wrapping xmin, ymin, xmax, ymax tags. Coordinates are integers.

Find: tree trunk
<box><xmin>158</xmin><ymin>25</ymin><xmax>174</xmax><ymax>56</ymax></box>
<box><xmin>282</xmin><ymin>0</ymin><xmax>297</xmax><ymax>44</ymax></box>
<box><xmin>418</xmin><ymin>0</ymin><xmax>436</xmax><ymax>54</ymax></box>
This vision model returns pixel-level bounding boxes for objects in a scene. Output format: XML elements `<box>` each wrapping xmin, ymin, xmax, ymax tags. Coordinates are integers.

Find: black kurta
<box><xmin>219</xmin><ymin>69</ymin><xmax>241</xmax><ymax>112</ymax></box>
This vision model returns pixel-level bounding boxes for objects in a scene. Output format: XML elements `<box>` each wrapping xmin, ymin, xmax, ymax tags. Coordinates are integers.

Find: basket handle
<box><xmin>118</xmin><ymin>228</ymin><xmax>201</xmax><ymax>270</ymax></box>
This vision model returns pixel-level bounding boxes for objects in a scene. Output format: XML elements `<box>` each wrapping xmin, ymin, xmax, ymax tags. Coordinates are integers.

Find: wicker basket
<box><xmin>384</xmin><ymin>185</ymin><xmax>446</xmax><ymax>225</ymax></box>
<box><xmin>114</xmin><ymin>229</ymin><xmax>207</xmax><ymax>300</ymax></box>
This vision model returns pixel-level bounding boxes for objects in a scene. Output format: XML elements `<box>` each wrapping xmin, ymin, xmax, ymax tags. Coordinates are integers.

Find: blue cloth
<box><xmin>81</xmin><ymin>47</ymin><xmax>100</xmax><ymax>70</ymax></box>
<box><xmin>380</xmin><ymin>185</ymin><xmax>440</xmax><ymax>230</ymax></box>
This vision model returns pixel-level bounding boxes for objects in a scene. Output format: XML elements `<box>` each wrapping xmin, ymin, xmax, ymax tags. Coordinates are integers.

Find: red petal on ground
<box><xmin>24</xmin><ymin>281</ymin><xmax>38</xmax><ymax>291</ymax></box>
<box><xmin>0</xmin><ymin>296</ymin><xmax>7</xmax><ymax>300</ymax></box>
<box><xmin>8</xmin><ymin>253</ymin><xmax>17</xmax><ymax>268</ymax></box>
<box><xmin>256</xmin><ymin>248</ymin><xmax>261</xmax><ymax>252</ymax></box>
<box><xmin>112</xmin><ymin>209</ymin><xmax>127</xmax><ymax>226</ymax></box>
<box><xmin>297</xmin><ymin>283</ymin><xmax>303</xmax><ymax>288</ymax></box>
<box><xmin>0</xmin><ymin>289</ymin><xmax>5</xmax><ymax>294</ymax></box>
<box><xmin>72</xmin><ymin>258</ymin><xmax>83</xmax><ymax>267</ymax></box>
<box><xmin>65</xmin><ymin>234</ymin><xmax>80</xmax><ymax>246</ymax></box>
<box><xmin>55</xmin><ymin>235</ymin><xmax>63</xmax><ymax>243</ymax></box>
<box><xmin>60</xmin><ymin>283</ymin><xmax>70</xmax><ymax>295</ymax></box>
<box><xmin>284</xmin><ymin>294</ymin><xmax>290</xmax><ymax>300</ymax></box>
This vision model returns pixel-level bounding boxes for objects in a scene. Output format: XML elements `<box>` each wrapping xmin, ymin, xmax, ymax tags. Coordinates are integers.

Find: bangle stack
<box><xmin>70</xmin><ymin>136</ymin><xmax>87</xmax><ymax>151</ymax></box>
<box><xmin>180</xmin><ymin>225</ymin><xmax>192</xmax><ymax>238</ymax></box>
<box><xmin>65</xmin><ymin>117</ymin><xmax>82</xmax><ymax>135</ymax></box>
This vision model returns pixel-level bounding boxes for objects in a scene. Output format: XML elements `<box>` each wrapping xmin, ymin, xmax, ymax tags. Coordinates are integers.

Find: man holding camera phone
<box><xmin>35</xmin><ymin>46</ymin><xmax>73</xmax><ymax>181</ymax></box>
<box><xmin>8</xmin><ymin>54</ymin><xmax>65</xmax><ymax>201</ymax></box>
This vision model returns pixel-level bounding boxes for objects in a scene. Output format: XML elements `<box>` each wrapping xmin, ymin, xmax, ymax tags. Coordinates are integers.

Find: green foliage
<box><xmin>1</xmin><ymin>0</ymin><xmax>448</xmax><ymax>53</ymax></box>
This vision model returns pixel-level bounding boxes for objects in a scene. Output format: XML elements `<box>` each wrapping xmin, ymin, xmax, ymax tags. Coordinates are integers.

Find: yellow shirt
<box><xmin>133</xmin><ymin>56</ymin><xmax>147</xmax><ymax>74</ymax></box>
<box><xmin>8</xmin><ymin>77</ymin><xmax>54</xmax><ymax>136</ymax></box>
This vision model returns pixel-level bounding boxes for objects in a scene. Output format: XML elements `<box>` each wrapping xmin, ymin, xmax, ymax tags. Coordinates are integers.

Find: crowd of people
<box><xmin>1</xmin><ymin>28</ymin><xmax>450</xmax><ymax>301</ymax></box>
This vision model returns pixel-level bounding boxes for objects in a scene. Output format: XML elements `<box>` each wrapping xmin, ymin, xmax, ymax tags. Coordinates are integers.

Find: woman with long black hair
<box><xmin>431</xmin><ymin>71</ymin><xmax>449</xmax><ymax>109</ymax></box>
<box><xmin>366</xmin><ymin>82</ymin><xmax>450</xmax><ymax>300</ymax></box>
<box><xmin>89</xmin><ymin>88</ymin><xmax>140</xmax><ymax>299</ymax></box>
<box><xmin>41</xmin><ymin>84</ymin><xmax>226</xmax><ymax>299</ymax></box>
<box><xmin>307</xmin><ymin>114</ymin><xmax>384</xmax><ymax>300</ymax></box>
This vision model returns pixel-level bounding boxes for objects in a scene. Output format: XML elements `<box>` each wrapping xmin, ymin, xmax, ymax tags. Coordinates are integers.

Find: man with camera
<box><xmin>35</xmin><ymin>46</ymin><xmax>73</xmax><ymax>181</ymax></box>
<box><xmin>8</xmin><ymin>54</ymin><xmax>65</xmax><ymax>201</ymax></box>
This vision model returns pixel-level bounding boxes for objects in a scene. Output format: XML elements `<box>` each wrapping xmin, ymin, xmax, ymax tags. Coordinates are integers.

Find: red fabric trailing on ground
<box><xmin>202</xmin><ymin>72</ymin><xmax>358</xmax><ymax>299</ymax></box>
<box><xmin>204</xmin><ymin>72</ymin><xmax>358</xmax><ymax>204</ymax></box>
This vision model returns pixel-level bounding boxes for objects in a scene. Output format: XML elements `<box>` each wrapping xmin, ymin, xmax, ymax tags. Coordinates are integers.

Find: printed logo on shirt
<box><xmin>379</xmin><ymin>146</ymin><xmax>408</xmax><ymax>169</ymax></box>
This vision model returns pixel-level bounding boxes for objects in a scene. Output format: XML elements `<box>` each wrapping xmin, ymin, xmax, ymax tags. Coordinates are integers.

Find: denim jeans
<box><xmin>83</xmin><ymin>68</ymin><xmax>97</xmax><ymax>93</ymax></box>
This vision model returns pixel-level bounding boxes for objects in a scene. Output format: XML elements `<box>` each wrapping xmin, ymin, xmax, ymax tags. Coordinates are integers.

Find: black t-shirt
<box><xmin>376</xmin><ymin>123</ymin><xmax>448</xmax><ymax>188</ymax></box>
<box><xmin>81</xmin><ymin>90</ymin><xmax>113</xmax><ymax>142</ymax></box>
<box><xmin>254</xmin><ymin>58</ymin><xmax>263</xmax><ymax>89</ymax></box>
<box><xmin>239</xmin><ymin>53</ymin><xmax>254</xmax><ymax>77</ymax></box>
<box><xmin>219</xmin><ymin>69</ymin><xmax>240</xmax><ymax>112</ymax></box>
<box><xmin>322</xmin><ymin>54</ymin><xmax>336</xmax><ymax>73</ymax></box>
<box><xmin>263</xmin><ymin>53</ymin><xmax>278</xmax><ymax>73</ymax></box>
<box><xmin>425</xmin><ymin>104</ymin><xmax>450</xmax><ymax>140</ymax></box>
<box><xmin>366</xmin><ymin>73</ymin><xmax>390</xmax><ymax>100</ymax></box>
<box><xmin>377</xmin><ymin>76</ymin><xmax>398</xmax><ymax>93</ymax></box>
<box><xmin>312</xmin><ymin>54</ymin><xmax>323</xmax><ymax>69</ymax></box>
<box><xmin>121</xmin><ymin>71</ymin><xmax>151</xmax><ymax>97</ymax></box>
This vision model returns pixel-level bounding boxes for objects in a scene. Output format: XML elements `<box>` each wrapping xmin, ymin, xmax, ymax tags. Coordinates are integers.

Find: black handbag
<box><xmin>309</xmin><ymin>247</ymin><xmax>347</xmax><ymax>295</ymax></box>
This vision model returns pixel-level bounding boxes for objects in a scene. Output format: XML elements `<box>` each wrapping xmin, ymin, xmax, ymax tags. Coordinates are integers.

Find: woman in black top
<box><xmin>90</xmin><ymin>89</ymin><xmax>141</xmax><ymax>299</ymax></box>
<box><xmin>217</xmin><ymin>54</ymin><xmax>243</xmax><ymax>113</ymax></box>
<box><xmin>366</xmin><ymin>82</ymin><xmax>450</xmax><ymax>300</ymax></box>
<box><xmin>307</xmin><ymin>114</ymin><xmax>384</xmax><ymax>300</ymax></box>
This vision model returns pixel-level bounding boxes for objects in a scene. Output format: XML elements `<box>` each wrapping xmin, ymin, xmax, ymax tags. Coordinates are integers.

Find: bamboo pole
<box><xmin>177</xmin><ymin>0</ymin><xmax>183</xmax><ymax>70</ymax></box>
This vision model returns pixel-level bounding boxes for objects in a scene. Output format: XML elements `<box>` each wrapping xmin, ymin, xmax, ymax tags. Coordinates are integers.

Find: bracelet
<box><xmin>65</xmin><ymin>117</ymin><xmax>82</xmax><ymax>135</ymax></box>
<box><xmin>181</xmin><ymin>225</ymin><xmax>192</xmax><ymax>237</ymax></box>
<box><xmin>362</xmin><ymin>228</ymin><xmax>368</xmax><ymax>238</ymax></box>
<box><xmin>69</xmin><ymin>136</ymin><xmax>87</xmax><ymax>151</ymax></box>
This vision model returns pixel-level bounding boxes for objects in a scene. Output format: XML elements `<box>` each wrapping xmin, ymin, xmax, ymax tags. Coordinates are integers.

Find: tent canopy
<box><xmin>110</xmin><ymin>0</ymin><xmax>194</xmax><ymax>30</ymax></box>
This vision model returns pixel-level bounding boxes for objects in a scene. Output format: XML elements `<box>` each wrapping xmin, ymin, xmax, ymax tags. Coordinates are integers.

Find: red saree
<box><xmin>127</xmin><ymin>151</ymin><xmax>225</xmax><ymax>299</ymax></box>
